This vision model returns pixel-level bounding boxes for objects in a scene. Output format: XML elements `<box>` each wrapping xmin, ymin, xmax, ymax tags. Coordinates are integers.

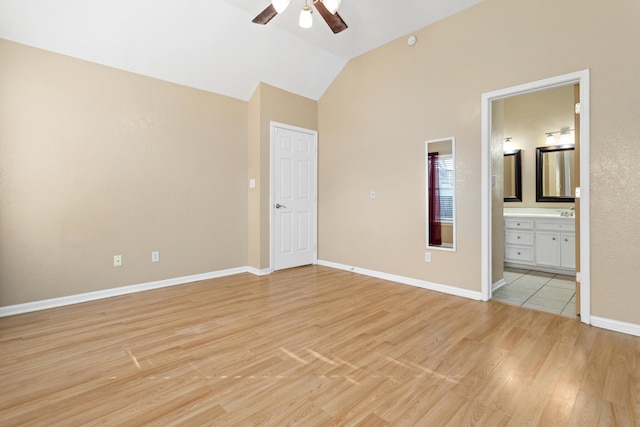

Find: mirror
<box><xmin>426</xmin><ymin>137</ymin><xmax>455</xmax><ymax>251</ymax></box>
<box><xmin>536</xmin><ymin>144</ymin><xmax>575</xmax><ymax>202</ymax></box>
<box><xmin>504</xmin><ymin>149</ymin><xmax>522</xmax><ymax>202</ymax></box>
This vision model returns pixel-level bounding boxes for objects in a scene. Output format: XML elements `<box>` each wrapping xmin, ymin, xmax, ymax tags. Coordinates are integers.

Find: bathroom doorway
<box><xmin>480</xmin><ymin>70</ymin><xmax>591</xmax><ymax>325</ymax></box>
<box><xmin>495</xmin><ymin>85</ymin><xmax>578</xmax><ymax>317</ymax></box>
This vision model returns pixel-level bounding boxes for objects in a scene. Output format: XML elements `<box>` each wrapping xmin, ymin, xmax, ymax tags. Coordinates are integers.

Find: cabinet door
<box><xmin>561</xmin><ymin>233</ymin><xmax>576</xmax><ymax>269</ymax></box>
<box><xmin>536</xmin><ymin>231</ymin><xmax>560</xmax><ymax>266</ymax></box>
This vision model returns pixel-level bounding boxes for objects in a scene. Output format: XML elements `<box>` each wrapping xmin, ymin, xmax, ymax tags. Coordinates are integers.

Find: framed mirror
<box><xmin>536</xmin><ymin>144</ymin><xmax>575</xmax><ymax>202</ymax></box>
<box><xmin>426</xmin><ymin>137</ymin><xmax>455</xmax><ymax>251</ymax></box>
<box><xmin>504</xmin><ymin>149</ymin><xmax>522</xmax><ymax>202</ymax></box>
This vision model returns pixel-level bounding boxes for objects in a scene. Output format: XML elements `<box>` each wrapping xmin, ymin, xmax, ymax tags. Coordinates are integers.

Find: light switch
<box><xmin>249</xmin><ymin>179</ymin><xmax>256</xmax><ymax>188</ymax></box>
<box><xmin>370</xmin><ymin>189</ymin><xmax>376</xmax><ymax>200</ymax></box>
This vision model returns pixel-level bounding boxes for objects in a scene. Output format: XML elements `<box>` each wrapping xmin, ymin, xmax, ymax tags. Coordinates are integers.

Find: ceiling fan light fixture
<box><xmin>322</xmin><ymin>0</ymin><xmax>341</xmax><ymax>14</ymax></box>
<box><xmin>271</xmin><ymin>0</ymin><xmax>291</xmax><ymax>14</ymax></box>
<box><xmin>299</xmin><ymin>5</ymin><xmax>313</xmax><ymax>28</ymax></box>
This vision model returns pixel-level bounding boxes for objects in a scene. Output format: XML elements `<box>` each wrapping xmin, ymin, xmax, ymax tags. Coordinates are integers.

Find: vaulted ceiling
<box><xmin>0</xmin><ymin>0</ymin><xmax>483</xmax><ymax>101</ymax></box>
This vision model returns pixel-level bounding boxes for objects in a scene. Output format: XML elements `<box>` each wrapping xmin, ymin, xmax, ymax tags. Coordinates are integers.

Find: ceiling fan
<box><xmin>252</xmin><ymin>0</ymin><xmax>348</xmax><ymax>34</ymax></box>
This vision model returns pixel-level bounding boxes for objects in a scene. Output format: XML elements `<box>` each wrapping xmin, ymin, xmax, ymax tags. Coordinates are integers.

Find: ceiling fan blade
<box><xmin>312</xmin><ymin>1</ymin><xmax>348</xmax><ymax>34</ymax></box>
<box><xmin>252</xmin><ymin>4</ymin><xmax>278</xmax><ymax>25</ymax></box>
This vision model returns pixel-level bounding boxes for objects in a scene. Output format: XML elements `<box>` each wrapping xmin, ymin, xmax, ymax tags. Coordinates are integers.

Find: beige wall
<box><xmin>247</xmin><ymin>83</ymin><xmax>318</xmax><ymax>270</ymax></box>
<box><xmin>318</xmin><ymin>0</ymin><xmax>640</xmax><ymax>324</ymax></box>
<box><xmin>0</xmin><ymin>40</ymin><xmax>317</xmax><ymax>306</ymax></box>
<box><xmin>0</xmin><ymin>40</ymin><xmax>248</xmax><ymax>305</ymax></box>
<box><xmin>503</xmin><ymin>85</ymin><xmax>575</xmax><ymax>208</ymax></box>
<box><xmin>248</xmin><ymin>86</ymin><xmax>262</xmax><ymax>269</ymax></box>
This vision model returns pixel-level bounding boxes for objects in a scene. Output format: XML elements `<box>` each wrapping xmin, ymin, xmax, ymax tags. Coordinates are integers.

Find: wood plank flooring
<box><xmin>1</xmin><ymin>265</ymin><xmax>638</xmax><ymax>426</ymax></box>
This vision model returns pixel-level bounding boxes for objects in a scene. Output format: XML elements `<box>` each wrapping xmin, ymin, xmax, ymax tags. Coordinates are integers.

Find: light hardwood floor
<box><xmin>1</xmin><ymin>266</ymin><xmax>638</xmax><ymax>426</ymax></box>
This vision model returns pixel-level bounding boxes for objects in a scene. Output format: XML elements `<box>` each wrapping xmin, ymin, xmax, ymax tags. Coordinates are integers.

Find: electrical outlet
<box><xmin>370</xmin><ymin>189</ymin><xmax>376</xmax><ymax>200</ymax></box>
<box><xmin>152</xmin><ymin>251</ymin><xmax>160</xmax><ymax>263</ymax></box>
<box><xmin>425</xmin><ymin>252</ymin><xmax>431</xmax><ymax>263</ymax></box>
<box><xmin>114</xmin><ymin>255</ymin><xmax>122</xmax><ymax>267</ymax></box>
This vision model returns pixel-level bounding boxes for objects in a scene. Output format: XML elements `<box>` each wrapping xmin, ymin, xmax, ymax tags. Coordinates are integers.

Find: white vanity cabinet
<box><xmin>504</xmin><ymin>219</ymin><xmax>535</xmax><ymax>265</ymax></box>
<box><xmin>504</xmin><ymin>215</ymin><xmax>575</xmax><ymax>274</ymax></box>
<box><xmin>535</xmin><ymin>220</ymin><xmax>576</xmax><ymax>270</ymax></box>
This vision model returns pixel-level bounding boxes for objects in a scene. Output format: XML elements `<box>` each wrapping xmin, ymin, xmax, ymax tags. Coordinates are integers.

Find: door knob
<box><xmin>275</xmin><ymin>203</ymin><xmax>287</xmax><ymax>209</ymax></box>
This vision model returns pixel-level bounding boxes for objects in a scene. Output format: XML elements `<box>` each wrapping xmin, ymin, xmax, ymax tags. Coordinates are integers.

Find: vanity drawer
<box><xmin>536</xmin><ymin>220</ymin><xmax>575</xmax><ymax>232</ymax></box>
<box><xmin>505</xmin><ymin>219</ymin><xmax>534</xmax><ymax>230</ymax></box>
<box><xmin>505</xmin><ymin>230</ymin><xmax>534</xmax><ymax>245</ymax></box>
<box><xmin>505</xmin><ymin>246</ymin><xmax>534</xmax><ymax>262</ymax></box>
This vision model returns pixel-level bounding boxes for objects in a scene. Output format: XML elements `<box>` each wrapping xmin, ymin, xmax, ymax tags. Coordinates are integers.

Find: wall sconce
<box><xmin>545</xmin><ymin>127</ymin><xmax>574</xmax><ymax>145</ymax></box>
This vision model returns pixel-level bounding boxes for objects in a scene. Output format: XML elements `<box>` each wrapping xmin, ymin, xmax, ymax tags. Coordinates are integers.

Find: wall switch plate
<box><xmin>425</xmin><ymin>252</ymin><xmax>431</xmax><ymax>263</ymax></box>
<box><xmin>114</xmin><ymin>255</ymin><xmax>122</xmax><ymax>267</ymax></box>
<box><xmin>152</xmin><ymin>251</ymin><xmax>160</xmax><ymax>263</ymax></box>
<box><xmin>370</xmin><ymin>189</ymin><xmax>376</xmax><ymax>200</ymax></box>
<box><xmin>249</xmin><ymin>179</ymin><xmax>256</xmax><ymax>188</ymax></box>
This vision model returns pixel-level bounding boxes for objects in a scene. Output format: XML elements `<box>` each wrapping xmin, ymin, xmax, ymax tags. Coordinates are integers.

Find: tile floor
<box><xmin>493</xmin><ymin>267</ymin><xmax>577</xmax><ymax>318</ymax></box>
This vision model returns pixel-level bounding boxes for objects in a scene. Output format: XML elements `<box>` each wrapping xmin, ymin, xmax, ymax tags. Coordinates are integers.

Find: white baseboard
<box><xmin>591</xmin><ymin>316</ymin><xmax>640</xmax><ymax>337</ymax></box>
<box><xmin>317</xmin><ymin>260</ymin><xmax>483</xmax><ymax>301</ymax></box>
<box><xmin>5</xmin><ymin>263</ymin><xmax>640</xmax><ymax>339</ymax></box>
<box><xmin>492</xmin><ymin>278</ymin><xmax>506</xmax><ymax>292</ymax></box>
<box><xmin>247</xmin><ymin>266</ymin><xmax>271</xmax><ymax>276</ymax></box>
<box><xmin>0</xmin><ymin>266</ymin><xmax>261</xmax><ymax>317</ymax></box>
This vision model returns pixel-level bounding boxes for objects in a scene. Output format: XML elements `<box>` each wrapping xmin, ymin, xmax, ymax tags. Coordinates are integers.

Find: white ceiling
<box><xmin>0</xmin><ymin>0</ymin><xmax>483</xmax><ymax>101</ymax></box>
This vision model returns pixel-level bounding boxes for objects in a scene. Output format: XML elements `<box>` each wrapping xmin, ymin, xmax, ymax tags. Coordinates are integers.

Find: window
<box><xmin>434</xmin><ymin>154</ymin><xmax>454</xmax><ymax>222</ymax></box>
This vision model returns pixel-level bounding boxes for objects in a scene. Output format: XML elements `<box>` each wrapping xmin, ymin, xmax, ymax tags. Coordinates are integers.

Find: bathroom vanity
<box><xmin>504</xmin><ymin>208</ymin><xmax>575</xmax><ymax>275</ymax></box>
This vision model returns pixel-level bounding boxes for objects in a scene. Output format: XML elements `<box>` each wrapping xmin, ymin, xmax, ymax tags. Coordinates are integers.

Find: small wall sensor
<box><xmin>407</xmin><ymin>35</ymin><xmax>417</xmax><ymax>46</ymax></box>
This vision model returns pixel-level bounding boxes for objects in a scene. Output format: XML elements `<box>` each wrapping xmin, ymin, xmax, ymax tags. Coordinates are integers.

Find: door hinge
<box><xmin>576</xmin><ymin>271</ymin><xmax>581</xmax><ymax>283</ymax></box>
<box><xmin>575</xmin><ymin>102</ymin><xmax>581</xmax><ymax>115</ymax></box>
<box><xmin>575</xmin><ymin>187</ymin><xmax>581</xmax><ymax>198</ymax></box>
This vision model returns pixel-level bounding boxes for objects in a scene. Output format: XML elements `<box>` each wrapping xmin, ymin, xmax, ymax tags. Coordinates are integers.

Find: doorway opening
<box><xmin>481</xmin><ymin>70</ymin><xmax>591</xmax><ymax>325</ymax></box>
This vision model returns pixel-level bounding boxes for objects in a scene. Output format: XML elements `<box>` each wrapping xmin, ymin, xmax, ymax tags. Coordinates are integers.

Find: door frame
<box><xmin>269</xmin><ymin>121</ymin><xmax>319</xmax><ymax>272</ymax></box>
<box><xmin>480</xmin><ymin>70</ymin><xmax>591</xmax><ymax>324</ymax></box>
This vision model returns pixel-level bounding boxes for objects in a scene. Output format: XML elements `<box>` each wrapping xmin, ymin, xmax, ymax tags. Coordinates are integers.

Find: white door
<box><xmin>271</xmin><ymin>123</ymin><xmax>317</xmax><ymax>271</ymax></box>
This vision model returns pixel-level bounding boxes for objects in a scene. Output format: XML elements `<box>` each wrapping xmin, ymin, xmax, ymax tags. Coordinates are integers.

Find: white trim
<box><xmin>318</xmin><ymin>260</ymin><xmax>483</xmax><ymax>301</ymax></box>
<box><xmin>269</xmin><ymin>121</ymin><xmax>319</xmax><ymax>272</ymax></box>
<box><xmin>247</xmin><ymin>267</ymin><xmax>271</xmax><ymax>276</ymax></box>
<box><xmin>0</xmin><ymin>266</ymin><xmax>270</xmax><ymax>317</ymax></box>
<box><xmin>481</xmin><ymin>70</ymin><xmax>591</xmax><ymax>324</ymax></box>
<box><xmin>591</xmin><ymin>316</ymin><xmax>640</xmax><ymax>337</ymax></box>
<box><xmin>492</xmin><ymin>278</ymin><xmax>506</xmax><ymax>293</ymax></box>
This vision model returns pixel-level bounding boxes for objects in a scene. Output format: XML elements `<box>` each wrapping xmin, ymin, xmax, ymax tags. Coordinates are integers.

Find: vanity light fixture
<box><xmin>559</xmin><ymin>127</ymin><xmax>573</xmax><ymax>145</ymax></box>
<box><xmin>545</xmin><ymin>127</ymin><xmax>574</xmax><ymax>145</ymax></box>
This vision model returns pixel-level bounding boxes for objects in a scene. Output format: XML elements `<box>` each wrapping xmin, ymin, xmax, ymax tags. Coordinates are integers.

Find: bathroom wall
<box><xmin>503</xmin><ymin>85</ymin><xmax>575</xmax><ymax>208</ymax></box>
